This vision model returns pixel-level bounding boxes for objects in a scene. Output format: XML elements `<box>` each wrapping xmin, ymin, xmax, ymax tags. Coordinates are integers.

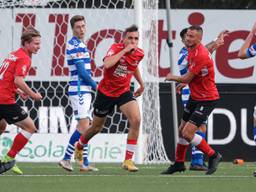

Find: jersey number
<box><xmin>0</xmin><ymin>61</ymin><xmax>9</xmax><ymax>80</ymax></box>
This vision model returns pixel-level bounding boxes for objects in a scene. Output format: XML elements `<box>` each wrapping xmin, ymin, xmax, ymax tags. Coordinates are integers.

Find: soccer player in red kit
<box><xmin>75</xmin><ymin>25</ymin><xmax>144</xmax><ymax>172</ymax></box>
<box><xmin>0</xmin><ymin>27</ymin><xmax>42</xmax><ymax>174</ymax></box>
<box><xmin>162</xmin><ymin>25</ymin><xmax>222</xmax><ymax>175</ymax></box>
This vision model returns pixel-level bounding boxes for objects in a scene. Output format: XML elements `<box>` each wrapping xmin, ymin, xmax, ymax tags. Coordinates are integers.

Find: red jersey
<box><xmin>98</xmin><ymin>43</ymin><xmax>144</xmax><ymax>97</ymax></box>
<box><xmin>0</xmin><ymin>48</ymin><xmax>31</xmax><ymax>104</ymax></box>
<box><xmin>188</xmin><ymin>43</ymin><xmax>219</xmax><ymax>101</ymax></box>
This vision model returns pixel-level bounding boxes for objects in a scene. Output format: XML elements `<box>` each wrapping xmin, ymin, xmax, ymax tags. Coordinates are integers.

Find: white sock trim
<box><xmin>20</xmin><ymin>130</ymin><xmax>32</xmax><ymax>140</ymax></box>
<box><xmin>191</xmin><ymin>134</ymin><xmax>202</xmax><ymax>146</ymax></box>
<box><xmin>126</xmin><ymin>144</ymin><xmax>137</xmax><ymax>153</ymax></box>
<box><xmin>178</xmin><ymin>138</ymin><xmax>189</xmax><ymax>145</ymax></box>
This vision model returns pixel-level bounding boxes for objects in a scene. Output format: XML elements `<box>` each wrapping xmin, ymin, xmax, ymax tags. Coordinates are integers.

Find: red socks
<box><xmin>7</xmin><ymin>130</ymin><xmax>32</xmax><ymax>158</ymax></box>
<box><xmin>196</xmin><ymin>138</ymin><xmax>215</xmax><ymax>157</ymax></box>
<box><xmin>77</xmin><ymin>136</ymin><xmax>88</xmax><ymax>150</ymax></box>
<box><xmin>175</xmin><ymin>143</ymin><xmax>189</xmax><ymax>162</ymax></box>
<box><xmin>125</xmin><ymin>139</ymin><xmax>137</xmax><ymax>160</ymax></box>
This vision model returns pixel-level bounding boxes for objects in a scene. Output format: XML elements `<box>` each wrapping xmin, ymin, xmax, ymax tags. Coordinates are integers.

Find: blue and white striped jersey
<box><xmin>66</xmin><ymin>36</ymin><xmax>93</xmax><ymax>96</ymax></box>
<box><xmin>177</xmin><ymin>47</ymin><xmax>190</xmax><ymax>107</ymax></box>
<box><xmin>246</xmin><ymin>44</ymin><xmax>256</xmax><ymax>58</ymax></box>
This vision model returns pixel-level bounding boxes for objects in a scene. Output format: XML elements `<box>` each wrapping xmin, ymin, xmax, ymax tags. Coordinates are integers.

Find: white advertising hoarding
<box><xmin>0</xmin><ymin>9</ymin><xmax>255</xmax><ymax>83</ymax></box>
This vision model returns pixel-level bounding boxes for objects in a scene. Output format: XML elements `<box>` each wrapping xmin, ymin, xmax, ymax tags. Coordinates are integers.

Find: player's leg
<box><xmin>0</xmin><ymin>118</ymin><xmax>15</xmax><ymax>174</ymax></box>
<box><xmin>119</xmin><ymin>98</ymin><xmax>140</xmax><ymax>172</ymax></box>
<box><xmin>75</xmin><ymin>91</ymin><xmax>113</xmax><ymax>155</ymax></box>
<box><xmin>0</xmin><ymin>119</ymin><xmax>7</xmax><ymax>135</ymax></box>
<box><xmin>182</xmin><ymin>100</ymin><xmax>221</xmax><ymax>175</ymax></box>
<box><xmin>0</xmin><ymin>118</ymin><xmax>24</xmax><ymax>174</ymax></box>
<box><xmin>0</xmin><ymin>104</ymin><xmax>34</xmax><ymax>175</ymax></box>
<box><xmin>161</xmin><ymin>120</ymin><xmax>188</xmax><ymax>174</ymax></box>
<box><xmin>60</xmin><ymin>93</ymin><xmax>93</xmax><ymax>172</ymax></box>
<box><xmin>190</xmin><ymin>123</ymin><xmax>207</xmax><ymax>171</ymax></box>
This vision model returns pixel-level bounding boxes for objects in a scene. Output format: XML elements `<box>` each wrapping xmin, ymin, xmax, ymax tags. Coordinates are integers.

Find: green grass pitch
<box><xmin>0</xmin><ymin>162</ymin><xmax>255</xmax><ymax>192</ymax></box>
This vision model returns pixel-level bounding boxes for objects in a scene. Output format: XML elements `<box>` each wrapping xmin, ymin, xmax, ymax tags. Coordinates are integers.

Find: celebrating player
<box><xmin>162</xmin><ymin>25</ymin><xmax>222</xmax><ymax>175</ymax></box>
<box><xmin>237</xmin><ymin>21</ymin><xmax>256</xmax><ymax>177</ymax></box>
<box><xmin>59</xmin><ymin>15</ymin><xmax>98</xmax><ymax>172</ymax></box>
<box><xmin>0</xmin><ymin>27</ymin><xmax>42</xmax><ymax>174</ymax></box>
<box><xmin>75</xmin><ymin>25</ymin><xmax>144</xmax><ymax>172</ymax></box>
<box><xmin>175</xmin><ymin>28</ymin><xmax>228</xmax><ymax>171</ymax></box>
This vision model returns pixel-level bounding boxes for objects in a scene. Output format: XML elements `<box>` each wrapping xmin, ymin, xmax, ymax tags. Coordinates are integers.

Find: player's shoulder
<box><xmin>135</xmin><ymin>47</ymin><xmax>144</xmax><ymax>57</ymax></box>
<box><xmin>195</xmin><ymin>44</ymin><xmax>209</xmax><ymax>57</ymax></box>
<box><xmin>179</xmin><ymin>47</ymin><xmax>188</xmax><ymax>55</ymax></box>
<box><xmin>67</xmin><ymin>37</ymin><xmax>85</xmax><ymax>49</ymax></box>
<box><xmin>13</xmin><ymin>48</ymin><xmax>30</xmax><ymax>61</ymax></box>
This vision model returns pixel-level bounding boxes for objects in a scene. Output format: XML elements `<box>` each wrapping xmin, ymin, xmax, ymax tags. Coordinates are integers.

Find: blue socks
<box><xmin>63</xmin><ymin>129</ymin><xmax>81</xmax><ymax>160</ymax></box>
<box><xmin>63</xmin><ymin>129</ymin><xmax>90</xmax><ymax>167</ymax></box>
<box><xmin>191</xmin><ymin>131</ymin><xmax>206</xmax><ymax>166</ymax></box>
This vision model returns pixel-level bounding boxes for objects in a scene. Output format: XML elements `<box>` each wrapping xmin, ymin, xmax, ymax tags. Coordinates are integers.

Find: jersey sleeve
<box><xmin>178</xmin><ymin>52</ymin><xmax>188</xmax><ymax>75</ymax></box>
<box><xmin>15</xmin><ymin>57</ymin><xmax>30</xmax><ymax>77</ymax></box>
<box><xmin>103</xmin><ymin>44</ymin><xmax>119</xmax><ymax>61</ymax></box>
<box><xmin>246</xmin><ymin>44</ymin><xmax>256</xmax><ymax>58</ymax></box>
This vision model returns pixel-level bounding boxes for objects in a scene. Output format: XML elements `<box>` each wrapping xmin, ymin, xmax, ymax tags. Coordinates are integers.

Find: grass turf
<box><xmin>0</xmin><ymin>162</ymin><xmax>255</xmax><ymax>192</ymax></box>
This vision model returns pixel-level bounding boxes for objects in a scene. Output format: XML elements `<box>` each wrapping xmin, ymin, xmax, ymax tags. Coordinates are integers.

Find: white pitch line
<box><xmin>0</xmin><ymin>174</ymin><xmax>254</xmax><ymax>178</ymax></box>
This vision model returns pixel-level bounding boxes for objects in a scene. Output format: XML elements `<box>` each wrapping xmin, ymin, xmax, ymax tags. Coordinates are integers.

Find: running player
<box><xmin>163</xmin><ymin>25</ymin><xmax>222</xmax><ymax>175</ymax></box>
<box><xmin>176</xmin><ymin>28</ymin><xmax>228</xmax><ymax>171</ymax></box>
<box><xmin>75</xmin><ymin>25</ymin><xmax>144</xmax><ymax>172</ymax></box>
<box><xmin>0</xmin><ymin>27</ymin><xmax>42</xmax><ymax>174</ymax></box>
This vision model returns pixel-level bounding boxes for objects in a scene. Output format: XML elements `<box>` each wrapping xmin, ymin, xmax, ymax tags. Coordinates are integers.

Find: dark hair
<box><xmin>21</xmin><ymin>26</ymin><xmax>41</xmax><ymax>46</ymax></box>
<box><xmin>124</xmin><ymin>24</ymin><xmax>138</xmax><ymax>36</ymax></box>
<box><xmin>70</xmin><ymin>15</ymin><xmax>85</xmax><ymax>29</ymax></box>
<box><xmin>188</xmin><ymin>25</ymin><xmax>203</xmax><ymax>33</ymax></box>
<box><xmin>180</xmin><ymin>28</ymin><xmax>188</xmax><ymax>39</ymax></box>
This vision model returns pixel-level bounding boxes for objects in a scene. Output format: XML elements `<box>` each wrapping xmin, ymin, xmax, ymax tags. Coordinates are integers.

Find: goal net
<box><xmin>0</xmin><ymin>0</ymin><xmax>169</xmax><ymax>163</ymax></box>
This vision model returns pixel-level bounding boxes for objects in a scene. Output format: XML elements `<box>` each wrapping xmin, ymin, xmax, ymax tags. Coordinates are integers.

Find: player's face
<box><xmin>182</xmin><ymin>33</ymin><xmax>190</xmax><ymax>47</ymax></box>
<box><xmin>26</xmin><ymin>36</ymin><xmax>41</xmax><ymax>54</ymax></box>
<box><xmin>73</xmin><ymin>20</ymin><xmax>86</xmax><ymax>40</ymax></box>
<box><xmin>185</xmin><ymin>29</ymin><xmax>201</xmax><ymax>48</ymax></box>
<box><xmin>124</xmin><ymin>31</ymin><xmax>139</xmax><ymax>47</ymax></box>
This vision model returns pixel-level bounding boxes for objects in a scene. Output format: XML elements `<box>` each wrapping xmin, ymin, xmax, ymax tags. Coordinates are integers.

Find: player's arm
<box><xmin>205</xmin><ymin>30</ymin><xmax>229</xmax><ymax>53</ymax></box>
<box><xmin>165</xmin><ymin>71</ymin><xmax>195</xmax><ymax>83</ymax></box>
<box><xmin>133</xmin><ymin>68</ymin><xmax>145</xmax><ymax>97</ymax></box>
<box><xmin>238</xmin><ymin>22</ymin><xmax>256</xmax><ymax>59</ymax></box>
<box><xmin>16</xmin><ymin>88</ymin><xmax>29</xmax><ymax>100</ymax></box>
<box><xmin>103</xmin><ymin>44</ymin><xmax>136</xmax><ymax>69</ymax></box>
<box><xmin>74</xmin><ymin>60</ymin><xmax>97</xmax><ymax>91</ymax></box>
<box><xmin>14</xmin><ymin>76</ymin><xmax>42</xmax><ymax>100</ymax></box>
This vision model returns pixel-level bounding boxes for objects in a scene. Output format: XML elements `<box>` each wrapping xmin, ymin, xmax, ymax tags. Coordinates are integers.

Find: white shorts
<box><xmin>69</xmin><ymin>93</ymin><xmax>93</xmax><ymax>120</ymax></box>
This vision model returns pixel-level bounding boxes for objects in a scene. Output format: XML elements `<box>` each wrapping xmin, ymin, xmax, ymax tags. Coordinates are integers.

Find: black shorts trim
<box><xmin>182</xmin><ymin>98</ymin><xmax>218</xmax><ymax>127</ymax></box>
<box><xmin>93</xmin><ymin>90</ymin><xmax>136</xmax><ymax>117</ymax></box>
<box><xmin>0</xmin><ymin>104</ymin><xmax>28</xmax><ymax>124</ymax></box>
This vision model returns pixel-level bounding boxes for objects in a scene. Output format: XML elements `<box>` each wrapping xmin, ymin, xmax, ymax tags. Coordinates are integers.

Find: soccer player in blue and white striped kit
<box><xmin>238</xmin><ymin>21</ymin><xmax>256</xmax><ymax>177</ymax></box>
<box><xmin>59</xmin><ymin>15</ymin><xmax>98</xmax><ymax>172</ymax></box>
<box><xmin>176</xmin><ymin>28</ymin><xmax>228</xmax><ymax>171</ymax></box>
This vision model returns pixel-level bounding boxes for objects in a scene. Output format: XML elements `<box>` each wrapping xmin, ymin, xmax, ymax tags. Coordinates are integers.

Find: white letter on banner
<box><xmin>208</xmin><ymin>108</ymin><xmax>236</xmax><ymax>145</ymax></box>
<box><xmin>49</xmin><ymin>107</ymin><xmax>68</xmax><ymax>133</ymax></box>
<box><xmin>241</xmin><ymin>108</ymin><xmax>256</xmax><ymax>146</ymax></box>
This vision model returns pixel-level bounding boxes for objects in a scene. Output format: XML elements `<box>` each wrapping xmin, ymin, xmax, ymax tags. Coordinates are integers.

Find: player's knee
<box><xmin>181</xmin><ymin>129</ymin><xmax>193</xmax><ymax>142</ymax></box>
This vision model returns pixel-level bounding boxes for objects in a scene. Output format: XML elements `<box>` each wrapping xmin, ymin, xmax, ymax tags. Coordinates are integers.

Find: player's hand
<box><xmin>216</xmin><ymin>30</ymin><xmax>229</xmax><ymax>47</ymax></box>
<box><xmin>19</xmin><ymin>92</ymin><xmax>29</xmax><ymax>100</ymax></box>
<box><xmin>124</xmin><ymin>44</ymin><xmax>137</xmax><ymax>53</ymax></box>
<box><xmin>32</xmin><ymin>92</ymin><xmax>42</xmax><ymax>101</ymax></box>
<box><xmin>176</xmin><ymin>83</ymin><xmax>187</xmax><ymax>94</ymax></box>
<box><xmin>134</xmin><ymin>85</ymin><xmax>145</xmax><ymax>98</ymax></box>
<box><xmin>165</xmin><ymin>72</ymin><xmax>175</xmax><ymax>81</ymax></box>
